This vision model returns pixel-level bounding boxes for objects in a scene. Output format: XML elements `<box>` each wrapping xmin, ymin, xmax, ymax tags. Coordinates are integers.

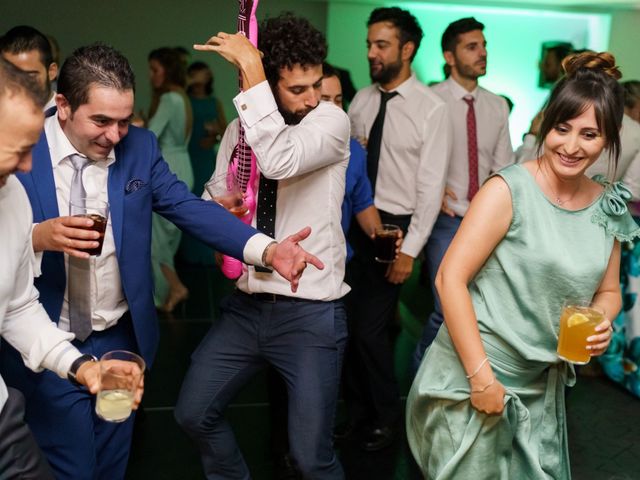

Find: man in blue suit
<box><xmin>0</xmin><ymin>43</ymin><xmax>321</xmax><ymax>480</ymax></box>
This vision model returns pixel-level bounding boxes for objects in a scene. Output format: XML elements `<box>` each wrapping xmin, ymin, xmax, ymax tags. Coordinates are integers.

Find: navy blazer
<box><xmin>17</xmin><ymin>126</ymin><xmax>257</xmax><ymax>365</ymax></box>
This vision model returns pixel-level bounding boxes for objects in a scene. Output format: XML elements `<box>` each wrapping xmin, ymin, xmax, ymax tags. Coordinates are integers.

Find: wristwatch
<box><xmin>67</xmin><ymin>353</ymin><xmax>98</xmax><ymax>386</ymax></box>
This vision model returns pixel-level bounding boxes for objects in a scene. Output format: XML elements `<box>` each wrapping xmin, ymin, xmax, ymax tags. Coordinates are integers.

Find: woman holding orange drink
<box><xmin>407</xmin><ymin>52</ymin><xmax>640</xmax><ymax>479</ymax></box>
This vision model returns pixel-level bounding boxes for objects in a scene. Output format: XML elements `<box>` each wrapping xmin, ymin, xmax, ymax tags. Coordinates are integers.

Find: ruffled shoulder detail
<box><xmin>591</xmin><ymin>175</ymin><xmax>640</xmax><ymax>243</ymax></box>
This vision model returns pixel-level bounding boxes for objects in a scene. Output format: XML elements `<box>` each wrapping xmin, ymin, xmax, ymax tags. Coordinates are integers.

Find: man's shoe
<box><xmin>361</xmin><ymin>426</ymin><xmax>396</xmax><ymax>451</ymax></box>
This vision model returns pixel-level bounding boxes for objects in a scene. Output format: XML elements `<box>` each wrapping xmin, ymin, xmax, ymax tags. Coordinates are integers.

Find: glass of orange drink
<box><xmin>557</xmin><ymin>301</ymin><xmax>604</xmax><ymax>364</ymax></box>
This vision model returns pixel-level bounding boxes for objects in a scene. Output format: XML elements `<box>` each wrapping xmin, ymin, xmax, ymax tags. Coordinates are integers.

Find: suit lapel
<box><xmin>31</xmin><ymin>131</ymin><xmax>60</xmax><ymax>220</ymax></box>
<box><xmin>108</xmin><ymin>144</ymin><xmax>125</xmax><ymax>256</ymax></box>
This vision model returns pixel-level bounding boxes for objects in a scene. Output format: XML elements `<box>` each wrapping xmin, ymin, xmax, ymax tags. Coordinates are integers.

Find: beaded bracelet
<box><xmin>465</xmin><ymin>357</ymin><xmax>489</xmax><ymax>379</ymax></box>
<box><xmin>471</xmin><ymin>377</ymin><xmax>495</xmax><ymax>394</ymax></box>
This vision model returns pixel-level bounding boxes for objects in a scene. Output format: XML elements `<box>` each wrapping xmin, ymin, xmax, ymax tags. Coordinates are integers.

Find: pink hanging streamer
<box><xmin>220</xmin><ymin>0</ymin><xmax>260</xmax><ymax>279</ymax></box>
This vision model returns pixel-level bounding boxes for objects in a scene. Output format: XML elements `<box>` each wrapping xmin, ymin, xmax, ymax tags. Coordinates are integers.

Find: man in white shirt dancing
<box><xmin>175</xmin><ymin>13</ymin><xmax>350</xmax><ymax>479</ymax></box>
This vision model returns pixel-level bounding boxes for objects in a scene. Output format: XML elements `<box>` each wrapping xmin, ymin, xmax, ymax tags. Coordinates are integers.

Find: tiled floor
<box><xmin>125</xmin><ymin>259</ymin><xmax>640</xmax><ymax>479</ymax></box>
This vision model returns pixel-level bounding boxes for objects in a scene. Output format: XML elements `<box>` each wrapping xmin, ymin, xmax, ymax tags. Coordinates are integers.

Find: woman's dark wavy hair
<box><xmin>536</xmin><ymin>51</ymin><xmax>624</xmax><ymax>174</ymax></box>
<box><xmin>258</xmin><ymin>13</ymin><xmax>327</xmax><ymax>87</ymax></box>
<box><xmin>148</xmin><ymin>47</ymin><xmax>186</xmax><ymax>90</ymax></box>
<box><xmin>187</xmin><ymin>61</ymin><xmax>213</xmax><ymax>96</ymax></box>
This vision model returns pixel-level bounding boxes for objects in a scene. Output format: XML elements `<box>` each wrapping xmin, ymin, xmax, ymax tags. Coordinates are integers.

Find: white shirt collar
<box><xmin>377</xmin><ymin>72</ymin><xmax>417</xmax><ymax>99</ymax></box>
<box><xmin>445</xmin><ymin>76</ymin><xmax>479</xmax><ymax>101</ymax></box>
<box><xmin>44</xmin><ymin>114</ymin><xmax>116</xmax><ymax>168</ymax></box>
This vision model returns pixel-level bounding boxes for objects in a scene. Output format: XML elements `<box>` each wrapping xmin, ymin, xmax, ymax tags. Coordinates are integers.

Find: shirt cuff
<box><xmin>400</xmin><ymin>234</ymin><xmax>424</xmax><ymax>259</ymax></box>
<box><xmin>41</xmin><ymin>342</ymin><xmax>82</xmax><ymax>379</ymax></box>
<box><xmin>243</xmin><ymin>233</ymin><xmax>276</xmax><ymax>267</ymax></box>
<box><xmin>233</xmin><ymin>81</ymin><xmax>278</xmax><ymax>129</ymax></box>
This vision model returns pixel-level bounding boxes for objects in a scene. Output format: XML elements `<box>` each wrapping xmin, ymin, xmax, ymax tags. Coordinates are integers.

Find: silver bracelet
<box><xmin>466</xmin><ymin>357</ymin><xmax>489</xmax><ymax>379</ymax></box>
<box><xmin>471</xmin><ymin>377</ymin><xmax>495</xmax><ymax>394</ymax></box>
<box><xmin>261</xmin><ymin>241</ymin><xmax>278</xmax><ymax>267</ymax></box>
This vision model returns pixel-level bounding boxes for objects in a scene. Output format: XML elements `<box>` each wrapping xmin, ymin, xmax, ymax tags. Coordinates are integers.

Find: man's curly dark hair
<box><xmin>259</xmin><ymin>13</ymin><xmax>327</xmax><ymax>87</ymax></box>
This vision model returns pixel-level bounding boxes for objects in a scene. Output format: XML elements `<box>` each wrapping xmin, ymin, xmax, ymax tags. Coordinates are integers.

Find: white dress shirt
<box><xmin>430</xmin><ymin>77</ymin><xmax>514</xmax><ymax>217</ymax></box>
<box><xmin>348</xmin><ymin>73</ymin><xmax>451</xmax><ymax>257</ymax></box>
<box><xmin>207</xmin><ymin>80</ymin><xmax>351</xmax><ymax>301</ymax></box>
<box><xmin>515</xmin><ymin>114</ymin><xmax>640</xmax><ymax>200</ymax></box>
<box><xmin>42</xmin><ymin>115</ymin><xmax>129</xmax><ymax>332</ymax></box>
<box><xmin>1</xmin><ymin>176</ymin><xmax>80</xmax><ymax>412</ymax></box>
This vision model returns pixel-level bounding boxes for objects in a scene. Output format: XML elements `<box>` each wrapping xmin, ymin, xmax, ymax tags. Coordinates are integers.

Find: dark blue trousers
<box><xmin>411</xmin><ymin>213</ymin><xmax>462</xmax><ymax>376</ymax></box>
<box><xmin>0</xmin><ymin>316</ymin><xmax>138</xmax><ymax>480</ymax></box>
<box><xmin>175</xmin><ymin>291</ymin><xmax>347</xmax><ymax>480</ymax></box>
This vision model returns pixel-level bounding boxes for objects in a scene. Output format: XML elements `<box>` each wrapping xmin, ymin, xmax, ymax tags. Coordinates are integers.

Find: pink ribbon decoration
<box><xmin>220</xmin><ymin>0</ymin><xmax>260</xmax><ymax>279</ymax></box>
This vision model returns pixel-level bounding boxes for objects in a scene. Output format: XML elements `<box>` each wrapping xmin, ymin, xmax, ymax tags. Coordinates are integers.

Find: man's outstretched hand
<box><xmin>265</xmin><ymin>227</ymin><xmax>324</xmax><ymax>293</ymax></box>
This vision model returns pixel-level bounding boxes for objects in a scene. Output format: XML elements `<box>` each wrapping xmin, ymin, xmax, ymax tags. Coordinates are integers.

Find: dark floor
<box><xmin>125</xmin><ymin>258</ymin><xmax>640</xmax><ymax>480</ymax></box>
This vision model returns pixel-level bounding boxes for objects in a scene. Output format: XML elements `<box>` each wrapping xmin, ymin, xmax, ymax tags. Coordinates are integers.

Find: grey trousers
<box><xmin>0</xmin><ymin>387</ymin><xmax>54</xmax><ymax>480</ymax></box>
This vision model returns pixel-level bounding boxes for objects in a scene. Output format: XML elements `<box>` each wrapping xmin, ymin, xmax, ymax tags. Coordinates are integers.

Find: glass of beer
<box><xmin>95</xmin><ymin>350</ymin><xmax>145</xmax><ymax>423</ymax></box>
<box><xmin>69</xmin><ymin>198</ymin><xmax>109</xmax><ymax>256</ymax></box>
<box><xmin>205</xmin><ymin>171</ymin><xmax>248</xmax><ymax>218</ymax></box>
<box><xmin>374</xmin><ymin>224</ymin><xmax>401</xmax><ymax>263</ymax></box>
<box><xmin>557</xmin><ymin>301</ymin><xmax>605</xmax><ymax>364</ymax></box>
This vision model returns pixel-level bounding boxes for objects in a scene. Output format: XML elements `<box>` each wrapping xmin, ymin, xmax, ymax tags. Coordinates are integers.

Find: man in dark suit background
<box><xmin>0</xmin><ymin>43</ymin><xmax>321</xmax><ymax>480</ymax></box>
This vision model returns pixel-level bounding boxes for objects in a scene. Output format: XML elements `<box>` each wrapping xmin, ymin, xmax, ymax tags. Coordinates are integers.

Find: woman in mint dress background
<box><xmin>407</xmin><ymin>52</ymin><xmax>640</xmax><ymax>479</ymax></box>
<box><xmin>600</xmin><ymin>80</ymin><xmax>640</xmax><ymax>397</ymax></box>
<box><xmin>178</xmin><ymin>61</ymin><xmax>227</xmax><ymax>265</ymax></box>
<box><xmin>147</xmin><ymin>47</ymin><xmax>193</xmax><ymax>312</ymax></box>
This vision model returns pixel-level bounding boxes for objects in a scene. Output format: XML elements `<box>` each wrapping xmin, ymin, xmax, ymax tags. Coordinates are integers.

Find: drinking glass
<box><xmin>69</xmin><ymin>198</ymin><xmax>109</xmax><ymax>256</ymax></box>
<box><xmin>374</xmin><ymin>224</ymin><xmax>401</xmax><ymax>263</ymax></box>
<box><xmin>557</xmin><ymin>301</ymin><xmax>604</xmax><ymax>364</ymax></box>
<box><xmin>204</xmin><ymin>172</ymin><xmax>248</xmax><ymax>218</ymax></box>
<box><xmin>95</xmin><ymin>350</ymin><xmax>145</xmax><ymax>423</ymax></box>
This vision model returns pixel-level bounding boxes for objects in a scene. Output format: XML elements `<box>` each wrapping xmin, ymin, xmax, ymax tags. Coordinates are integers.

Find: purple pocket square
<box><xmin>125</xmin><ymin>179</ymin><xmax>146</xmax><ymax>193</ymax></box>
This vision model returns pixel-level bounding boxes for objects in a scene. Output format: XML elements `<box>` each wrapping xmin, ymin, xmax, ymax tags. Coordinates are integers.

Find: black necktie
<box><xmin>367</xmin><ymin>90</ymin><xmax>398</xmax><ymax>192</ymax></box>
<box><xmin>255</xmin><ymin>173</ymin><xmax>278</xmax><ymax>273</ymax></box>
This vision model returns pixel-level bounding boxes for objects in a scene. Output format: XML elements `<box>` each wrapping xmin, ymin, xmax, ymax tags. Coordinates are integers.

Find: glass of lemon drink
<box><xmin>557</xmin><ymin>301</ymin><xmax>604</xmax><ymax>364</ymax></box>
<box><xmin>96</xmin><ymin>350</ymin><xmax>145</xmax><ymax>422</ymax></box>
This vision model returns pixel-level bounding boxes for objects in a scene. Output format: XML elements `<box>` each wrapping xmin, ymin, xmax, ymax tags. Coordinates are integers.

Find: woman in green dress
<box><xmin>147</xmin><ymin>47</ymin><xmax>194</xmax><ymax>312</ymax></box>
<box><xmin>178</xmin><ymin>61</ymin><xmax>227</xmax><ymax>266</ymax></box>
<box><xmin>407</xmin><ymin>52</ymin><xmax>640</xmax><ymax>479</ymax></box>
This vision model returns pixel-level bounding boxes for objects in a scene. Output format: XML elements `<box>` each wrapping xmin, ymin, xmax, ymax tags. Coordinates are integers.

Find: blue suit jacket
<box><xmin>17</xmin><ymin>126</ymin><xmax>257</xmax><ymax>365</ymax></box>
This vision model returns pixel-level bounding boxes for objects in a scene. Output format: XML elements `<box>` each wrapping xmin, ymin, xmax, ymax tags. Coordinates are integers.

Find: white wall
<box><xmin>608</xmin><ymin>10</ymin><xmax>640</xmax><ymax>81</ymax></box>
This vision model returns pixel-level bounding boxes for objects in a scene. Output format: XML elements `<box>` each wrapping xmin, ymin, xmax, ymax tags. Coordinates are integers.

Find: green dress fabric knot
<box><xmin>593</xmin><ymin>175</ymin><xmax>633</xmax><ymax>217</ymax></box>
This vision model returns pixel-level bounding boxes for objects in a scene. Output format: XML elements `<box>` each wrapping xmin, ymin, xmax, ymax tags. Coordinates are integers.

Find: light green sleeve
<box><xmin>148</xmin><ymin>92</ymin><xmax>177</xmax><ymax>138</ymax></box>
